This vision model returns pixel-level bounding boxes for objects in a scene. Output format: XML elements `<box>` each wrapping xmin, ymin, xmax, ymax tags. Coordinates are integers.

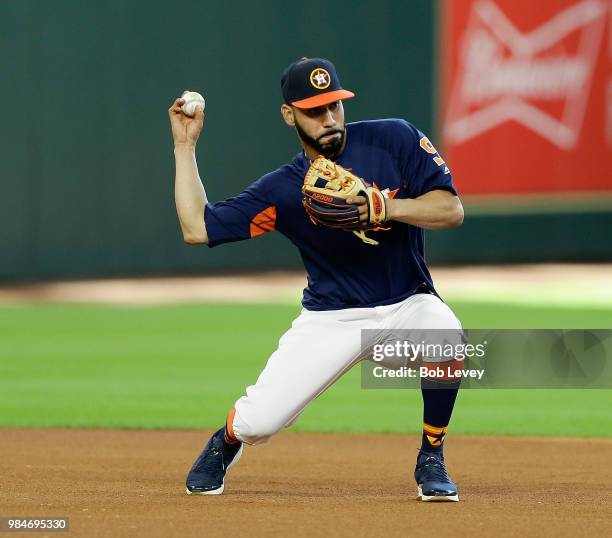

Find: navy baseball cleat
<box><xmin>185</xmin><ymin>427</ymin><xmax>243</xmax><ymax>495</ymax></box>
<box><xmin>414</xmin><ymin>450</ymin><xmax>459</xmax><ymax>502</ymax></box>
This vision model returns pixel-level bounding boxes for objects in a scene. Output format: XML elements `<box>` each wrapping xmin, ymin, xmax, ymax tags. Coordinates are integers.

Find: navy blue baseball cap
<box><xmin>281</xmin><ymin>57</ymin><xmax>355</xmax><ymax>109</ymax></box>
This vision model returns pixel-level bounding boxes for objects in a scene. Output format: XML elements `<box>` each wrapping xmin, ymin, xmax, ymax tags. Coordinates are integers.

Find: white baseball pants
<box><xmin>230</xmin><ymin>293</ymin><xmax>461</xmax><ymax>445</ymax></box>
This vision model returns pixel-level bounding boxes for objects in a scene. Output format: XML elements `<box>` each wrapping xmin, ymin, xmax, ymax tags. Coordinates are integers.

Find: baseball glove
<box><xmin>302</xmin><ymin>157</ymin><xmax>389</xmax><ymax>245</ymax></box>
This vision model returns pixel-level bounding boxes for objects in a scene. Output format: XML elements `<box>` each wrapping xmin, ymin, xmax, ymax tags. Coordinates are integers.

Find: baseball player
<box><xmin>168</xmin><ymin>57</ymin><xmax>464</xmax><ymax>501</ymax></box>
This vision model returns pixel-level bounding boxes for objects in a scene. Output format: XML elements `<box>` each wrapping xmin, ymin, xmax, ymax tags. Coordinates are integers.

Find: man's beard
<box><xmin>294</xmin><ymin>121</ymin><xmax>345</xmax><ymax>159</ymax></box>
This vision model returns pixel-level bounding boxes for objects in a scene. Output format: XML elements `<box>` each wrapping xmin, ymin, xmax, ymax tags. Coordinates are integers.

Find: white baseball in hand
<box><xmin>181</xmin><ymin>91</ymin><xmax>205</xmax><ymax>117</ymax></box>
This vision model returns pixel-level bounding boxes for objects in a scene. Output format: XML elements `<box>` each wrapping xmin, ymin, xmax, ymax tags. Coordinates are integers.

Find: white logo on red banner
<box><xmin>445</xmin><ymin>0</ymin><xmax>608</xmax><ymax>149</ymax></box>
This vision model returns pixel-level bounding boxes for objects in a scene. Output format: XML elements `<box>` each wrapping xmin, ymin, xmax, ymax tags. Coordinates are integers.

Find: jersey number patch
<box><xmin>419</xmin><ymin>136</ymin><xmax>446</xmax><ymax>167</ymax></box>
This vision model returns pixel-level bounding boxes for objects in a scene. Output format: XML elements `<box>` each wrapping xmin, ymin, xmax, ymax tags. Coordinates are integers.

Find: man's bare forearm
<box><xmin>174</xmin><ymin>144</ymin><xmax>208</xmax><ymax>244</ymax></box>
<box><xmin>386</xmin><ymin>190</ymin><xmax>464</xmax><ymax>230</ymax></box>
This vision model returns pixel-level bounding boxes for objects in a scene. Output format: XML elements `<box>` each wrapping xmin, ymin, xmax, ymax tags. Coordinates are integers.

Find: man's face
<box><xmin>289</xmin><ymin>101</ymin><xmax>346</xmax><ymax>158</ymax></box>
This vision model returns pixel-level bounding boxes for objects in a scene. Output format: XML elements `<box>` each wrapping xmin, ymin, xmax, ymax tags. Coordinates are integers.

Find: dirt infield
<box><xmin>1</xmin><ymin>264</ymin><xmax>611</xmax><ymax>305</ymax></box>
<box><xmin>1</xmin><ymin>429</ymin><xmax>611</xmax><ymax>538</ymax></box>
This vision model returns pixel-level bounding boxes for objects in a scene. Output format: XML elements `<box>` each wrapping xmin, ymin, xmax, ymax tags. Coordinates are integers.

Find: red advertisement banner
<box><xmin>440</xmin><ymin>0</ymin><xmax>612</xmax><ymax>196</ymax></box>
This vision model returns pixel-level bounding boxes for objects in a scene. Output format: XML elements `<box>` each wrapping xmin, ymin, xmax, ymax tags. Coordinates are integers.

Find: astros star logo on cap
<box><xmin>281</xmin><ymin>57</ymin><xmax>355</xmax><ymax>109</ymax></box>
<box><xmin>310</xmin><ymin>68</ymin><xmax>331</xmax><ymax>90</ymax></box>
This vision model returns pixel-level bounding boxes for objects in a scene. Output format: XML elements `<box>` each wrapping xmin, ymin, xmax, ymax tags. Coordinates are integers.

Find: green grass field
<box><xmin>1</xmin><ymin>300</ymin><xmax>611</xmax><ymax>437</ymax></box>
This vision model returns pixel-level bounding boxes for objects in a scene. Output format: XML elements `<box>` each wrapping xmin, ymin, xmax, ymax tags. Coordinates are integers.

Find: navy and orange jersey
<box><xmin>204</xmin><ymin>119</ymin><xmax>457</xmax><ymax>311</ymax></box>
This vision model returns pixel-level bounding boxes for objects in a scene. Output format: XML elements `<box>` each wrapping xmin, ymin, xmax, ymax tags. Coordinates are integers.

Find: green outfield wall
<box><xmin>2</xmin><ymin>0</ymin><xmax>610</xmax><ymax>281</ymax></box>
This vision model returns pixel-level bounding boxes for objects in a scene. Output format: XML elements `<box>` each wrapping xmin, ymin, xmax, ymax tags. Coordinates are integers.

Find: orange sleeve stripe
<box><xmin>250</xmin><ymin>206</ymin><xmax>277</xmax><ymax>238</ymax></box>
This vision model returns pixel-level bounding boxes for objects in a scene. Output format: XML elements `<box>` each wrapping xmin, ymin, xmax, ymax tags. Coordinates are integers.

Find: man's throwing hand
<box><xmin>168</xmin><ymin>90</ymin><xmax>205</xmax><ymax>147</ymax></box>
